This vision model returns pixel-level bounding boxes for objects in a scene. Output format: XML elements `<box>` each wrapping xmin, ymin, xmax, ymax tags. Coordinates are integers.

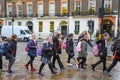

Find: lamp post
<box><xmin>67</xmin><ymin>0</ymin><xmax>70</xmax><ymax>35</ymax></box>
<box><xmin>118</xmin><ymin>0</ymin><xmax>120</xmax><ymax>36</ymax></box>
<box><xmin>100</xmin><ymin>0</ymin><xmax>104</xmax><ymax>34</ymax></box>
<box><xmin>12</xmin><ymin>18</ymin><xmax>14</xmax><ymax>34</ymax></box>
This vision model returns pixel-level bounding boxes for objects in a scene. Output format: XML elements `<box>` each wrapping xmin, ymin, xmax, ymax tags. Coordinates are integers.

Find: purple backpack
<box><xmin>37</xmin><ymin>46</ymin><xmax>43</xmax><ymax>56</ymax></box>
<box><xmin>25</xmin><ymin>44</ymin><xmax>29</xmax><ymax>52</ymax></box>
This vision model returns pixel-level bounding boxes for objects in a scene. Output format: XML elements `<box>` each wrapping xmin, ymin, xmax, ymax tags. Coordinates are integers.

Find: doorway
<box><xmin>103</xmin><ymin>19</ymin><xmax>113</xmax><ymax>37</ymax></box>
<box><xmin>61</xmin><ymin>26</ymin><xmax>67</xmax><ymax>37</ymax></box>
<box><xmin>60</xmin><ymin>21</ymin><xmax>68</xmax><ymax>38</ymax></box>
<box><xmin>26</xmin><ymin>21</ymin><xmax>33</xmax><ymax>33</ymax></box>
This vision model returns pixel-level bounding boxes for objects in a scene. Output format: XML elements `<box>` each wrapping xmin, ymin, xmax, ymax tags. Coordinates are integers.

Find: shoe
<box><xmin>104</xmin><ymin>71</ymin><xmax>112</xmax><ymax>77</ymax></box>
<box><xmin>31</xmin><ymin>67</ymin><xmax>36</xmax><ymax>71</ymax></box>
<box><xmin>67</xmin><ymin>63</ymin><xmax>73</xmax><ymax>67</ymax></box>
<box><xmin>91</xmin><ymin>65</ymin><xmax>95</xmax><ymax>71</ymax></box>
<box><xmin>24</xmin><ymin>64</ymin><xmax>28</xmax><ymax>70</ymax></box>
<box><xmin>52</xmin><ymin>72</ymin><xmax>57</xmax><ymax>74</ymax></box>
<box><xmin>5</xmin><ymin>71</ymin><xmax>11</xmax><ymax>76</ymax></box>
<box><xmin>38</xmin><ymin>73</ymin><xmax>44</xmax><ymax>76</ymax></box>
<box><xmin>76</xmin><ymin>64</ymin><xmax>80</xmax><ymax>69</ymax></box>
<box><xmin>80</xmin><ymin>68</ymin><xmax>86</xmax><ymax>71</ymax></box>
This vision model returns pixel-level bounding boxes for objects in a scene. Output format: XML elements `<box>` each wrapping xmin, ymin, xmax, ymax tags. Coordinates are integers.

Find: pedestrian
<box><xmin>77</xmin><ymin>31</ymin><xmax>93</xmax><ymax>65</ymax></box>
<box><xmin>24</xmin><ymin>34</ymin><xmax>38</xmax><ymax>71</ymax></box>
<box><xmin>76</xmin><ymin>35</ymin><xmax>89</xmax><ymax>70</ymax></box>
<box><xmin>38</xmin><ymin>37</ymin><xmax>57</xmax><ymax>76</ymax></box>
<box><xmin>104</xmin><ymin>38</ymin><xmax>120</xmax><ymax>76</ymax></box>
<box><xmin>5</xmin><ymin>34</ymin><xmax>17</xmax><ymax>75</ymax></box>
<box><xmin>0</xmin><ymin>37</ymin><xmax>3</xmax><ymax>71</ymax></box>
<box><xmin>52</xmin><ymin>33</ymin><xmax>65</xmax><ymax>70</ymax></box>
<box><xmin>66</xmin><ymin>33</ymin><xmax>74</xmax><ymax>66</ymax></box>
<box><xmin>78</xmin><ymin>30</ymin><xmax>93</xmax><ymax>47</ymax></box>
<box><xmin>91</xmin><ymin>33</ymin><xmax>109</xmax><ymax>72</ymax></box>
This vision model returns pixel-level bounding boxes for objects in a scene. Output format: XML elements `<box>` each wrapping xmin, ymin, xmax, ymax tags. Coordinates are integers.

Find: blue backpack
<box><xmin>0</xmin><ymin>43</ymin><xmax>8</xmax><ymax>57</ymax></box>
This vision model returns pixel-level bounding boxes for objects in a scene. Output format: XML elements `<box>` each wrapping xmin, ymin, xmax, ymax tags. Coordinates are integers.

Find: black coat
<box><xmin>41</xmin><ymin>42</ymin><xmax>54</xmax><ymax>59</ymax></box>
<box><xmin>96</xmin><ymin>38</ymin><xmax>107</xmax><ymax>56</ymax></box>
<box><xmin>6</xmin><ymin>40</ymin><xmax>17</xmax><ymax>57</ymax></box>
<box><xmin>53</xmin><ymin>37</ymin><xmax>61</xmax><ymax>54</ymax></box>
<box><xmin>66</xmin><ymin>38</ymin><xmax>74</xmax><ymax>53</ymax></box>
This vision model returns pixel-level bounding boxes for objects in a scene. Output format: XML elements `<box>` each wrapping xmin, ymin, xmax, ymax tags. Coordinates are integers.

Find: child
<box><xmin>38</xmin><ymin>37</ymin><xmax>57</xmax><ymax>76</ymax></box>
<box><xmin>104</xmin><ymin>38</ymin><xmax>120</xmax><ymax>76</ymax></box>
<box><xmin>76</xmin><ymin>35</ymin><xmax>88</xmax><ymax>70</ymax></box>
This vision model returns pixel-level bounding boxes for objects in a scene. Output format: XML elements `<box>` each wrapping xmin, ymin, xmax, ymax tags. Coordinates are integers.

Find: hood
<box><xmin>53</xmin><ymin>36</ymin><xmax>58</xmax><ymax>42</ymax></box>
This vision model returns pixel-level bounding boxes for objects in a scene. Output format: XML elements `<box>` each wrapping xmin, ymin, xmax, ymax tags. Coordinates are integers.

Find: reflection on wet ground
<box><xmin>0</xmin><ymin>42</ymin><xmax>120</xmax><ymax>80</ymax></box>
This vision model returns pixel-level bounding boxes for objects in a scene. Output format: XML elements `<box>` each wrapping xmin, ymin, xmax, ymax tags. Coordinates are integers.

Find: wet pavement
<box><xmin>0</xmin><ymin>42</ymin><xmax>120</xmax><ymax>80</ymax></box>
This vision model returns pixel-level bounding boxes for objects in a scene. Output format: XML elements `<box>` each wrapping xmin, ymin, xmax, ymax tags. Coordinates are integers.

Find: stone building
<box><xmin>0</xmin><ymin>0</ymin><xmax>119</xmax><ymax>37</ymax></box>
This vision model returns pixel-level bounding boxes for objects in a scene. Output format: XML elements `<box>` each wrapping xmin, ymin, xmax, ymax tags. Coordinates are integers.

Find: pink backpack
<box><xmin>93</xmin><ymin>43</ymin><xmax>101</xmax><ymax>56</ymax></box>
<box><xmin>76</xmin><ymin>41</ymin><xmax>82</xmax><ymax>52</ymax></box>
<box><xmin>62</xmin><ymin>40</ymin><xmax>67</xmax><ymax>49</ymax></box>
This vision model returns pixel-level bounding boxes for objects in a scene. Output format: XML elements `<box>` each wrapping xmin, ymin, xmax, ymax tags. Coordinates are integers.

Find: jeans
<box><xmin>52</xmin><ymin>54</ymin><xmax>64</xmax><ymax>69</ymax></box>
<box><xmin>27</xmin><ymin>56</ymin><xmax>35</xmax><ymax>68</ymax></box>
<box><xmin>68</xmin><ymin>54</ymin><xmax>73</xmax><ymax>63</ymax></box>
<box><xmin>107</xmin><ymin>58</ymin><xmax>119</xmax><ymax>73</ymax></box>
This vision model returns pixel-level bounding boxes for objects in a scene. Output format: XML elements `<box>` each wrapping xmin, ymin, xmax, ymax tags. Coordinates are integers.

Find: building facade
<box><xmin>0</xmin><ymin>0</ymin><xmax>119</xmax><ymax>37</ymax></box>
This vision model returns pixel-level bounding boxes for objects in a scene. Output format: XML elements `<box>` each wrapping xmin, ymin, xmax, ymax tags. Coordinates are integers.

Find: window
<box><xmin>61</xmin><ymin>2</ymin><xmax>68</xmax><ymax>15</ymax></box>
<box><xmin>17</xmin><ymin>4</ymin><xmax>22</xmax><ymax>17</ymax></box>
<box><xmin>75</xmin><ymin>21</ymin><xmax>80</xmax><ymax>34</ymax></box>
<box><xmin>38</xmin><ymin>3</ymin><xmax>43</xmax><ymax>17</ymax></box>
<box><xmin>21</xmin><ymin>30</ymin><xmax>25</xmax><ymax>35</ymax></box>
<box><xmin>27</xmin><ymin>4</ymin><xmax>33</xmax><ymax>17</ymax></box>
<box><xmin>39</xmin><ymin>22</ymin><xmax>43</xmax><ymax>32</ymax></box>
<box><xmin>104</xmin><ymin>0</ymin><xmax>110</xmax><ymax>8</ymax></box>
<box><xmin>0</xmin><ymin>4</ymin><xmax>1</xmax><ymax>15</ymax></box>
<box><xmin>8</xmin><ymin>22</ymin><xmax>12</xmax><ymax>26</ymax></box>
<box><xmin>88</xmin><ymin>0</ymin><xmax>95</xmax><ymax>15</ymax></box>
<box><xmin>89</xmin><ymin>0</ymin><xmax>95</xmax><ymax>9</ymax></box>
<box><xmin>75</xmin><ymin>1</ymin><xmax>81</xmax><ymax>15</ymax></box>
<box><xmin>18</xmin><ymin>22</ymin><xmax>22</xmax><ymax>26</ymax></box>
<box><xmin>50</xmin><ymin>22</ymin><xmax>54</xmax><ymax>32</ymax></box>
<box><xmin>49</xmin><ymin>3</ymin><xmax>55</xmax><ymax>16</ymax></box>
<box><xmin>104</xmin><ymin>0</ymin><xmax>111</xmax><ymax>13</ymax></box>
<box><xmin>7</xmin><ymin>5</ymin><xmax>12</xmax><ymax>17</ymax></box>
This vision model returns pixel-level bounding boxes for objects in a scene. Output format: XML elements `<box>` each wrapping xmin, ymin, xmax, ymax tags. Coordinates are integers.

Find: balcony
<box><xmin>0</xmin><ymin>11</ymin><xmax>117</xmax><ymax>19</ymax></box>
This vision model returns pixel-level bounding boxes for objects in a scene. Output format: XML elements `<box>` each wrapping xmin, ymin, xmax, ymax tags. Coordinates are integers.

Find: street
<box><xmin>0</xmin><ymin>42</ymin><xmax>120</xmax><ymax>80</ymax></box>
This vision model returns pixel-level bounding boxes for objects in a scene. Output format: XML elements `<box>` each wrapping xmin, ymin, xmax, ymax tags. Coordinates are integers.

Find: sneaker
<box><xmin>38</xmin><ymin>73</ymin><xmax>44</xmax><ymax>76</ymax></box>
<box><xmin>80</xmin><ymin>68</ymin><xmax>86</xmax><ymax>71</ymax></box>
<box><xmin>76</xmin><ymin>64</ymin><xmax>80</xmax><ymax>69</ymax></box>
<box><xmin>31</xmin><ymin>67</ymin><xmax>36</xmax><ymax>71</ymax></box>
<box><xmin>67</xmin><ymin>63</ymin><xmax>73</xmax><ymax>67</ymax></box>
<box><xmin>5</xmin><ymin>71</ymin><xmax>11</xmax><ymax>76</ymax></box>
<box><xmin>52</xmin><ymin>72</ymin><xmax>57</xmax><ymax>74</ymax></box>
<box><xmin>24</xmin><ymin>64</ymin><xmax>28</xmax><ymax>70</ymax></box>
<box><xmin>91</xmin><ymin>65</ymin><xmax>95</xmax><ymax>71</ymax></box>
<box><xmin>104</xmin><ymin>71</ymin><xmax>112</xmax><ymax>77</ymax></box>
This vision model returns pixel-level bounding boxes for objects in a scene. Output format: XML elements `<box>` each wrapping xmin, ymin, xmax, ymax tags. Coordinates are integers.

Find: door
<box><xmin>61</xmin><ymin>26</ymin><xmax>67</xmax><ymax>38</ymax></box>
<box><xmin>28</xmin><ymin>26</ymin><xmax>33</xmax><ymax>33</ymax></box>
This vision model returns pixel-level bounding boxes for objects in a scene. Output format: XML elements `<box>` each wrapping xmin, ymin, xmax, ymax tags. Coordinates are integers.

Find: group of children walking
<box><xmin>0</xmin><ymin>31</ymin><xmax>120</xmax><ymax>77</ymax></box>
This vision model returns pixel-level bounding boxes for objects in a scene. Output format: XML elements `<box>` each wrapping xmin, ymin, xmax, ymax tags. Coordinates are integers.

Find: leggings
<box><xmin>27</xmin><ymin>56</ymin><xmax>35</xmax><ymax>68</ymax></box>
